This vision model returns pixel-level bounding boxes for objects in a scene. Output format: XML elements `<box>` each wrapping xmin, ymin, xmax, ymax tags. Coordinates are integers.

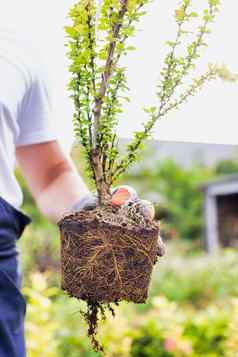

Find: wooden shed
<box><xmin>203</xmin><ymin>174</ymin><xmax>238</xmax><ymax>253</ymax></box>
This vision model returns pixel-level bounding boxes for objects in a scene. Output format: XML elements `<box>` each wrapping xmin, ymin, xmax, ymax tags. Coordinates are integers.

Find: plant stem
<box><xmin>91</xmin><ymin>0</ymin><xmax>129</xmax><ymax>203</ymax></box>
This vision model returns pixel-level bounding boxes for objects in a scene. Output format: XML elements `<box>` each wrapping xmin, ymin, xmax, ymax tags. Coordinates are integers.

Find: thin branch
<box><xmin>84</xmin><ymin>65</ymin><xmax>93</xmax><ymax>148</ymax></box>
<box><xmin>158</xmin><ymin>4</ymin><xmax>213</xmax><ymax>115</ymax></box>
<box><xmin>111</xmin><ymin>2</ymin><xmax>191</xmax><ymax>180</ymax></box>
<box><xmin>157</xmin><ymin>1</ymin><xmax>190</xmax><ymax>112</ymax></box>
<box><xmin>114</xmin><ymin>1</ymin><xmax>146</xmax><ymax>65</ymax></box>
<box><xmin>91</xmin><ymin>0</ymin><xmax>129</xmax><ymax>202</ymax></box>
<box><xmin>160</xmin><ymin>66</ymin><xmax>218</xmax><ymax>117</ymax></box>
<box><xmin>112</xmin><ymin>3</ymin><xmax>217</xmax><ymax>181</ymax></box>
<box><xmin>92</xmin><ymin>0</ymin><xmax>129</xmax><ymax>150</ymax></box>
<box><xmin>87</xmin><ymin>2</ymin><xmax>97</xmax><ymax>94</ymax></box>
<box><xmin>100</xmin><ymin>71</ymin><xmax>124</xmax><ymax>177</ymax></box>
<box><xmin>107</xmin><ymin>134</ymin><xmax>119</xmax><ymax>185</ymax></box>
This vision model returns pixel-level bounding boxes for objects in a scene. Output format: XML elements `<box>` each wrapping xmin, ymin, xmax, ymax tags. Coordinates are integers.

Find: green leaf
<box><xmin>175</xmin><ymin>8</ymin><xmax>185</xmax><ymax>22</ymax></box>
<box><xmin>190</xmin><ymin>12</ymin><xmax>198</xmax><ymax>18</ymax></box>
<box><xmin>65</xmin><ymin>26</ymin><xmax>78</xmax><ymax>39</ymax></box>
<box><xmin>208</xmin><ymin>0</ymin><xmax>220</xmax><ymax>6</ymax></box>
<box><xmin>126</xmin><ymin>45</ymin><xmax>137</xmax><ymax>51</ymax></box>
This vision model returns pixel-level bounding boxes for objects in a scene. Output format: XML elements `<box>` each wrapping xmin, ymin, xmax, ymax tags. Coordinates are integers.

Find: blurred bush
<box><xmin>19</xmin><ymin>225</ymin><xmax>60</xmax><ymax>288</ymax></box>
<box><xmin>225</xmin><ymin>299</ymin><xmax>238</xmax><ymax>355</ymax></box>
<box><xmin>23</xmin><ymin>272</ymin><xmax>59</xmax><ymax>356</ymax></box>
<box><xmin>131</xmin><ymin>296</ymin><xmax>192</xmax><ymax>357</ymax></box>
<box><xmin>131</xmin><ymin>296</ymin><xmax>229</xmax><ymax>357</ymax></box>
<box><xmin>16</xmin><ymin>169</ymin><xmax>60</xmax><ymax>283</ymax></box>
<box><xmin>23</xmin><ymin>271</ymin><xmax>238</xmax><ymax>357</ymax></box>
<box><xmin>125</xmin><ymin>154</ymin><xmax>238</xmax><ymax>242</ymax></box>
<box><xmin>214</xmin><ymin>158</ymin><xmax>238</xmax><ymax>176</ymax></box>
<box><xmin>15</xmin><ymin>169</ymin><xmax>47</xmax><ymax>225</ymax></box>
<box><xmin>150</xmin><ymin>247</ymin><xmax>238</xmax><ymax>308</ymax></box>
<box><xmin>15</xmin><ymin>148</ymin><xmax>238</xmax><ymax>356</ymax></box>
<box><xmin>184</xmin><ymin>306</ymin><xmax>228</xmax><ymax>356</ymax></box>
<box><xmin>125</xmin><ymin>158</ymin><xmax>214</xmax><ymax>241</ymax></box>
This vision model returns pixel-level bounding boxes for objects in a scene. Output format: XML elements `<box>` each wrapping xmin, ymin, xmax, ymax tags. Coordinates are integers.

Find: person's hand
<box><xmin>72</xmin><ymin>185</ymin><xmax>136</xmax><ymax>210</ymax></box>
<box><xmin>72</xmin><ymin>185</ymin><xmax>155</xmax><ymax>220</ymax></box>
<box><xmin>71</xmin><ymin>193</ymin><xmax>98</xmax><ymax>212</ymax></box>
<box><xmin>71</xmin><ymin>185</ymin><xmax>165</xmax><ymax>256</ymax></box>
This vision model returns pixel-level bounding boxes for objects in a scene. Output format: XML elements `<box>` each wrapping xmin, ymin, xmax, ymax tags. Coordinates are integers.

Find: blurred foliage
<box><xmin>225</xmin><ymin>298</ymin><xmax>238</xmax><ymax>355</ymax></box>
<box><xmin>148</xmin><ymin>246</ymin><xmax>238</xmax><ymax>309</ymax></box>
<box><xmin>15</xmin><ymin>169</ymin><xmax>44</xmax><ymax>225</ymax></box>
<box><xmin>19</xmin><ymin>225</ymin><xmax>60</xmax><ymax>286</ymax></box>
<box><xmin>16</xmin><ymin>145</ymin><xmax>238</xmax><ymax>356</ymax></box>
<box><xmin>18</xmin><ymin>215</ymin><xmax>238</xmax><ymax>356</ymax></box>
<box><xmin>22</xmin><ymin>267</ymin><xmax>238</xmax><ymax>357</ymax></box>
<box><xmin>23</xmin><ymin>272</ymin><xmax>59</xmax><ymax>356</ymax></box>
<box><xmin>125</xmin><ymin>158</ymin><xmax>214</xmax><ymax>241</ymax></box>
<box><xmin>184</xmin><ymin>306</ymin><xmax>228</xmax><ymax>356</ymax></box>
<box><xmin>131</xmin><ymin>296</ymin><xmax>229</xmax><ymax>357</ymax></box>
<box><xmin>214</xmin><ymin>158</ymin><xmax>238</xmax><ymax>176</ymax></box>
<box><xmin>125</xmin><ymin>151</ymin><xmax>238</xmax><ymax>241</ymax></box>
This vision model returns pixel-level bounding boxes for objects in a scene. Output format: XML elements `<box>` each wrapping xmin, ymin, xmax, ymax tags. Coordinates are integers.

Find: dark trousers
<box><xmin>0</xmin><ymin>197</ymin><xmax>31</xmax><ymax>357</ymax></box>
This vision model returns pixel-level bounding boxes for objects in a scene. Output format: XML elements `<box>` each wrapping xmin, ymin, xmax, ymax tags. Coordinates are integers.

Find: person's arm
<box><xmin>16</xmin><ymin>140</ymin><xmax>90</xmax><ymax>223</ymax></box>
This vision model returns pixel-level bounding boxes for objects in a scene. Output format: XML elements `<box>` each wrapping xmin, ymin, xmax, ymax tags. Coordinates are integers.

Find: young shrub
<box><xmin>65</xmin><ymin>0</ymin><xmax>221</xmax><ymax>202</ymax></box>
<box><xmin>59</xmin><ymin>0</ymin><xmax>221</xmax><ymax>351</ymax></box>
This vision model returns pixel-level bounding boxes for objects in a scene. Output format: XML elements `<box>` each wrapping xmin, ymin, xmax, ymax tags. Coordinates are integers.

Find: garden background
<box><xmin>18</xmin><ymin>142</ymin><xmax>238</xmax><ymax>356</ymax></box>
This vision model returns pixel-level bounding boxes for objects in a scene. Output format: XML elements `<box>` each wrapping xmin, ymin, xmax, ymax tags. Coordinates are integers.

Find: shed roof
<box><xmin>202</xmin><ymin>173</ymin><xmax>238</xmax><ymax>196</ymax></box>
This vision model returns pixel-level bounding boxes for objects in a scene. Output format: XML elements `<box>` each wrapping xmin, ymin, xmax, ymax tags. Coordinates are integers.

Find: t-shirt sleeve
<box><xmin>16</xmin><ymin>63</ymin><xmax>57</xmax><ymax>146</ymax></box>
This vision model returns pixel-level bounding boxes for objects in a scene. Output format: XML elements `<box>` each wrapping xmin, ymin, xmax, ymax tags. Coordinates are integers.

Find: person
<box><xmin>0</xmin><ymin>29</ymin><xmax>161</xmax><ymax>356</ymax></box>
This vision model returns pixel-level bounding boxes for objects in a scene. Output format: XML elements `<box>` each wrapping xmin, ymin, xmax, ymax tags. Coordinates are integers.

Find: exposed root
<box><xmin>81</xmin><ymin>301</ymin><xmax>117</xmax><ymax>353</ymax></box>
<box><xmin>58</xmin><ymin>204</ymin><xmax>165</xmax><ymax>352</ymax></box>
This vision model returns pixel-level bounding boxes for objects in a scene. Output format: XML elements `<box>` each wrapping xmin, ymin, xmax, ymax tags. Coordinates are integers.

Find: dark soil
<box><xmin>58</xmin><ymin>204</ymin><xmax>165</xmax><ymax>352</ymax></box>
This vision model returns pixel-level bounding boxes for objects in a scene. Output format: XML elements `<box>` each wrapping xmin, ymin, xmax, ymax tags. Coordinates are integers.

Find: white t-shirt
<box><xmin>0</xmin><ymin>29</ymin><xmax>56</xmax><ymax>209</ymax></box>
